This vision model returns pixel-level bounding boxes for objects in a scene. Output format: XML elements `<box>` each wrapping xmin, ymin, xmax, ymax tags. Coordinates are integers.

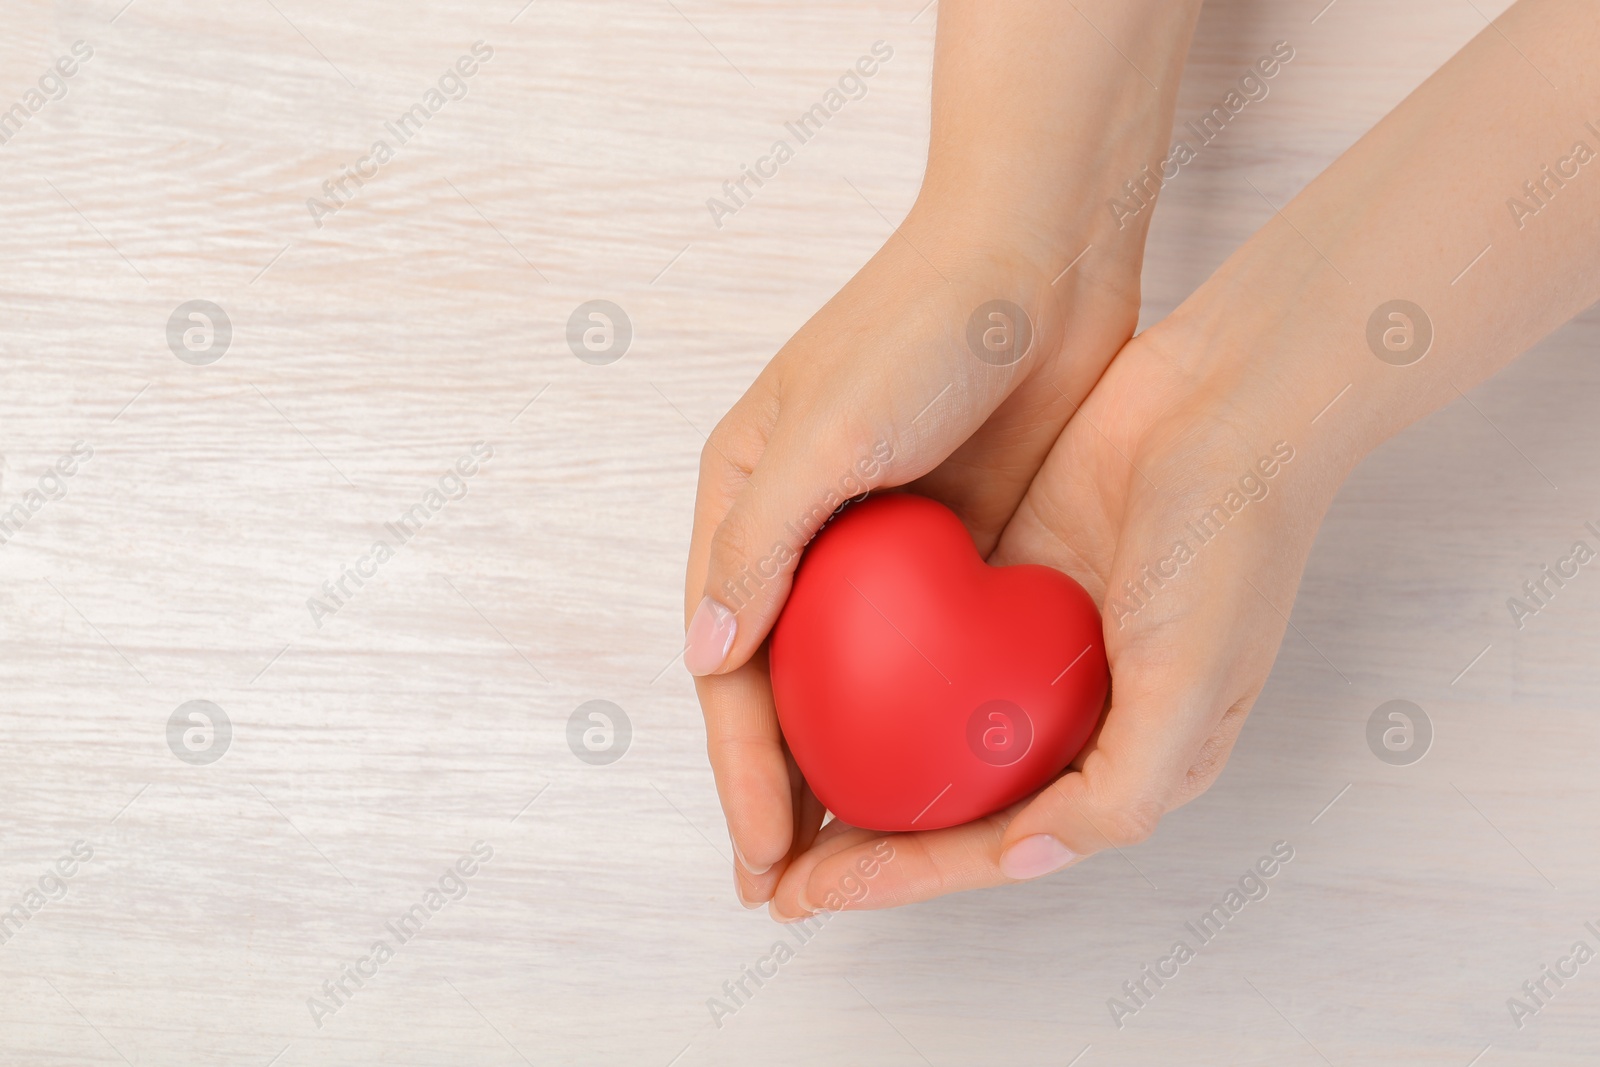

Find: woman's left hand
<box><xmin>766</xmin><ymin>309</ymin><xmax>1356</xmax><ymax>916</ymax></box>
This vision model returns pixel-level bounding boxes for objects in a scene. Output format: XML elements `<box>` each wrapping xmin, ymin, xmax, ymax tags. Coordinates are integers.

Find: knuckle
<box><xmin>899</xmin><ymin>832</ymin><xmax>955</xmax><ymax>900</ymax></box>
<box><xmin>699</xmin><ymin>430</ymin><xmax>748</xmax><ymax>492</ymax></box>
<box><xmin>1095</xmin><ymin>796</ymin><xmax>1164</xmax><ymax>848</ymax></box>
<box><xmin>707</xmin><ymin>509</ymin><xmax>755</xmax><ymax>571</ymax></box>
<box><xmin>706</xmin><ymin>513</ymin><xmax>762</xmax><ymax>594</ymax></box>
<box><xmin>701</xmin><ymin>418</ymin><xmax>738</xmax><ymax>468</ymax></box>
<box><xmin>1180</xmin><ymin>697</ymin><xmax>1254</xmax><ymax>802</ymax></box>
<box><xmin>706</xmin><ymin>507</ymin><xmax>796</xmax><ymax>615</ymax></box>
<box><xmin>700</xmin><ymin>407</ymin><xmax>763</xmax><ymax>483</ymax></box>
<box><xmin>1180</xmin><ymin>745</ymin><xmax>1230</xmax><ymax>799</ymax></box>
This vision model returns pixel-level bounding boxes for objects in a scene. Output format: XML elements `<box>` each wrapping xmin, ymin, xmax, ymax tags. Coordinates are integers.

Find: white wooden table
<box><xmin>1</xmin><ymin>0</ymin><xmax>1595</xmax><ymax>1063</ymax></box>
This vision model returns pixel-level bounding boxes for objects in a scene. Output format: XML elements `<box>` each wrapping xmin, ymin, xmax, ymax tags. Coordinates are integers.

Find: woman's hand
<box><xmin>687</xmin><ymin>204</ymin><xmax>1142</xmax><ymax>907</ymax></box>
<box><xmin>684</xmin><ymin>0</ymin><xmax>1205</xmax><ymax>907</ymax></box>
<box><xmin>768</xmin><ymin>0</ymin><xmax>1600</xmax><ymax>913</ymax></box>
<box><xmin>763</xmin><ymin>310</ymin><xmax>1352</xmax><ymax>915</ymax></box>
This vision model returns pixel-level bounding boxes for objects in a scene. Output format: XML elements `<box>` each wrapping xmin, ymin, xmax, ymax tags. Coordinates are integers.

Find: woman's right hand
<box><xmin>684</xmin><ymin>199</ymin><xmax>1144</xmax><ymax>906</ymax></box>
<box><xmin>681</xmin><ymin>0</ymin><xmax>1207</xmax><ymax>908</ymax></box>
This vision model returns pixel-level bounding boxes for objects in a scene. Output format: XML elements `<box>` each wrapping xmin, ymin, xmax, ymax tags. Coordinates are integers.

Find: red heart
<box><xmin>770</xmin><ymin>493</ymin><xmax>1108</xmax><ymax>832</ymax></box>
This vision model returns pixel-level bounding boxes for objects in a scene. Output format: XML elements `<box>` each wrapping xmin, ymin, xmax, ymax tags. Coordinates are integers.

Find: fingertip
<box><xmin>1005</xmin><ymin>759</ymin><xmax>1166</xmax><ymax>861</ymax></box>
<box><xmin>727</xmin><ymin>796</ymin><xmax>793</xmax><ymax>879</ymax></box>
<box><xmin>766</xmin><ymin>849</ymin><xmax>825</xmax><ymax>922</ymax></box>
<box><xmin>731</xmin><ymin>823</ymin><xmax>792</xmax><ymax>908</ymax></box>
<box><xmin>731</xmin><ymin>836</ymin><xmax>773</xmax><ymax>878</ymax></box>
<box><xmin>767</xmin><ymin>896</ymin><xmax>812</xmax><ymax>924</ymax></box>
<box><xmin>734</xmin><ymin>865</ymin><xmax>764</xmax><ymax>909</ymax></box>
<box><xmin>998</xmin><ymin>833</ymin><xmax>1078</xmax><ymax>881</ymax></box>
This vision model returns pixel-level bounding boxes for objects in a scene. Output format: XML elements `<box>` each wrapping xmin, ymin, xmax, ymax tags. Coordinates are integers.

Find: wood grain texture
<box><xmin>1</xmin><ymin>0</ymin><xmax>1596</xmax><ymax>1064</ymax></box>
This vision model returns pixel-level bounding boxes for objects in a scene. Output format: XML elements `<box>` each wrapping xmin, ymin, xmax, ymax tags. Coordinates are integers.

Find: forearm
<box><xmin>911</xmin><ymin>0</ymin><xmax>1206</xmax><ymax>270</ymax></box>
<box><xmin>1164</xmin><ymin>0</ymin><xmax>1600</xmax><ymax>474</ymax></box>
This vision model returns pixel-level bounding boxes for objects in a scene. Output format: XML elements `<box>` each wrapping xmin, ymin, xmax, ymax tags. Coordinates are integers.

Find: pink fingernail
<box><xmin>1000</xmin><ymin>835</ymin><xmax>1077</xmax><ymax>880</ymax></box>
<box><xmin>685</xmin><ymin>597</ymin><xmax>736</xmax><ymax>676</ymax></box>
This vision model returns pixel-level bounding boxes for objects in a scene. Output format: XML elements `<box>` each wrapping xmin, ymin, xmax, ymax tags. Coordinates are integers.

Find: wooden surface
<box><xmin>2</xmin><ymin>0</ymin><xmax>1597</xmax><ymax>1064</ymax></box>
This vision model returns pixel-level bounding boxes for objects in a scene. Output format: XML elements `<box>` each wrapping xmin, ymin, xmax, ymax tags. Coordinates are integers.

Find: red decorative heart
<box><xmin>770</xmin><ymin>493</ymin><xmax>1109</xmax><ymax>832</ymax></box>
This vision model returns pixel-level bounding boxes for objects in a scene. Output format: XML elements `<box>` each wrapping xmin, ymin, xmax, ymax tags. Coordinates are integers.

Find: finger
<box><xmin>682</xmin><ymin>264</ymin><xmax>1037</xmax><ymax>677</ymax></box>
<box><xmin>994</xmin><ymin>449</ymin><xmax>1287</xmax><ymax>879</ymax></box>
<box><xmin>1173</xmin><ymin>694</ymin><xmax>1256</xmax><ymax>805</ymax></box>
<box><xmin>681</xmin><ymin>385</ymin><xmax>802</xmax><ymax>894</ymax></box>
<box><xmin>790</xmin><ymin>809</ymin><xmax>1022</xmax><ymax>913</ymax></box>
<box><xmin>696</xmin><ymin>650</ymin><xmax>797</xmax><ymax>886</ymax></box>
<box><xmin>688</xmin><ymin>410</ymin><xmax>896</xmax><ymax>677</ymax></box>
<box><xmin>735</xmin><ymin>771</ymin><xmax>827</xmax><ymax>908</ymax></box>
<box><xmin>781</xmin><ymin>688</ymin><xmax>1264</xmax><ymax>911</ymax></box>
<box><xmin>683</xmin><ymin>376</ymin><xmax>769</xmax><ymax>629</ymax></box>
<box><xmin>766</xmin><ymin>820</ymin><xmax>884</xmax><ymax>921</ymax></box>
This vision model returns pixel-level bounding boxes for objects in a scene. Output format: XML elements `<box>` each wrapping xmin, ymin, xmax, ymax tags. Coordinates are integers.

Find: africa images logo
<box><xmin>704</xmin><ymin>41</ymin><xmax>894</xmax><ymax>229</ymax></box>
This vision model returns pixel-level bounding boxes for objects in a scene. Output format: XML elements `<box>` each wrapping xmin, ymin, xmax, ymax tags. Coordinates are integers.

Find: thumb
<box><xmin>992</xmin><ymin>517</ymin><xmax>1264</xmax><ymax>877</ymax></box>
<box><xmin>990</xmin><ymin>507</ymin><xmax>1229</xmax><ymax>874</ymax></box>
<box><xmin>995</xmin><ymin>671</ymin><xmax>1206</xmax><ymax>880</ymax></box>
<box><xmin>686</xmin><ymin>422</ymin><xmax>896</xmax><ymax>676</ymax></box>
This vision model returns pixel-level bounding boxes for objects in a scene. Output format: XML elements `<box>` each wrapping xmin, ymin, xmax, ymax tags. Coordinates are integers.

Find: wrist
<box><xmin>1135</xmin><ymin>249</ymin><xmax>1381</xmax><ymax>504</ymax></box>
<box><xmin>913</xmin><ymin>0</ymin><xmax>1205</xmax><ymax>280</ymax></box>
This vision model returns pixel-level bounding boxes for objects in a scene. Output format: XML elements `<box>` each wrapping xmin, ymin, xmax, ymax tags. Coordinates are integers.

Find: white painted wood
<box><xmin>0</xmin><ymin>0</ymin><xmax>1594</xmax><ymax>1064</ymax></box>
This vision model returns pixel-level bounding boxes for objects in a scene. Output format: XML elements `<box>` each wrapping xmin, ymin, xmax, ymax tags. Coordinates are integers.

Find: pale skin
<box><xmin>684</xmin><ymin>0</ymin><xmax>1600</xmax><ymax>917</ymax></box>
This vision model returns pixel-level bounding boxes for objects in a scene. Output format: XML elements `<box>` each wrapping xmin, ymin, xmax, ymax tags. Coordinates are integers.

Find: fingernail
<box><xmin>768</xmin><ymin>900</ymin><xmax>811</xmax><ymax>924</ymax></box>
<box><xmin>685</xmin><ymin>597</ymin><xmax>736</xmax><ymax>676</ymax></box>
<box><xmin>730</xmin><ymin>837</ymin><xmax>771</xmax><ymax>878</ymax></box>
<box><xmin>734</xmin><ymin>868</ymin><xmax>762</xmax><ymax>909</ymax></box>
<box><xmin>1000</xmin><ymin>835</ymin><xmax>1077</xmax><ymax>880</ymax></box>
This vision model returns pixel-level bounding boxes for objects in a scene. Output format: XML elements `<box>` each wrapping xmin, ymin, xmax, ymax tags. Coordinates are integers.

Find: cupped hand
<box><xmin>685</xmin><ymin>204</ymin><xmax>1146</xmax><ymax>908</ymax></box>
<box><xmin>765</xmin><ymin>312</ymin><xmax>1358</xmax><ymax>916</ymax></box>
